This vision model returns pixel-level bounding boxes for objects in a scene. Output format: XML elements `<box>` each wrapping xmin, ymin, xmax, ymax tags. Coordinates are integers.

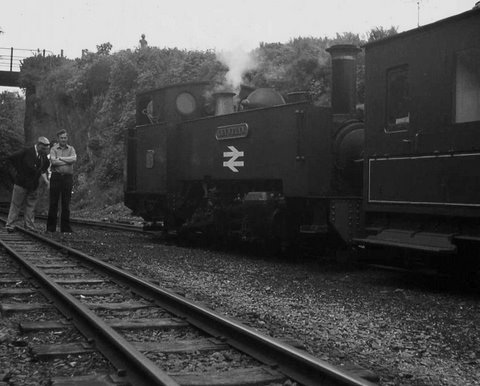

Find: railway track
<box><xmin>0</xmin><ymin>204</ymin><xmax>146</xmax><ymax>233</ymax></box>
<box><xmin>0</xmin><ymin>221</ymin><xmax>378</xmax><ymax>386</ymax></box>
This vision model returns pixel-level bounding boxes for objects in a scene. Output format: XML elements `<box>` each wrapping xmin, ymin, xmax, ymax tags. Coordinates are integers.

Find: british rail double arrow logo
<box><xmin>223</xmin><ymin>146</ymin><xmax>244</xmax><ymax>172</ymax></box>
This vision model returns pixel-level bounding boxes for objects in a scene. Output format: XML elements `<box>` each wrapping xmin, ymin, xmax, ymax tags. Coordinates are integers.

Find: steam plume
<box><xmin>217</xmin><ymin>48</ymin><xmax>258</xmax><ymax>91</ymax></box>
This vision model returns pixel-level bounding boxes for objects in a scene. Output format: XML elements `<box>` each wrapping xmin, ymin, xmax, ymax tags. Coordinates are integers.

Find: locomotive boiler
<box><xmin>124</xmin><ymin>44</ymin><xmax>364</xmax><ymax>252</ymax></box>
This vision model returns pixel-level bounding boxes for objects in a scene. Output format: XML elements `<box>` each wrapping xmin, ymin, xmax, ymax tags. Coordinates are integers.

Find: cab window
<box><xmin>455</xmin><ymin>48</ymin><xmax>480</xmax><ymax>123</ymax></box>
<box><xmin>386</xmin><ymin>65</ymin><xmax>409</xmax><ymax>131</ymax></box>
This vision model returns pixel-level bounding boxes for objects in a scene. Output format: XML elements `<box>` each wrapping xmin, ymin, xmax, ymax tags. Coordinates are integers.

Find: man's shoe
<box><xmin>6</xmin><ymin>227</ymin><xmax>14</xmax><ymax>233</ymax></box>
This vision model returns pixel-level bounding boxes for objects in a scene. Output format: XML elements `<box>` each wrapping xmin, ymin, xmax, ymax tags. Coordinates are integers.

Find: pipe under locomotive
<box><xmin>124</xmin><ymin>44</ymin><xmax>364</xmax><ymax>252</ymax></box>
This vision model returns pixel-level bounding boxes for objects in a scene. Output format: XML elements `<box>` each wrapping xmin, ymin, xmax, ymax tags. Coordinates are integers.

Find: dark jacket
<box><xmin>7</xmin><ymin>146</ymin><xmax>50</xmax><ymax>191</ymax></box>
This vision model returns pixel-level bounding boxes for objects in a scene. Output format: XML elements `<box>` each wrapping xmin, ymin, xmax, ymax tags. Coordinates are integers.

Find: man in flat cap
<box><xmin>5</xmin><ymin>136</ymin><xmax>51</xmax><ymax>232</ymax></box>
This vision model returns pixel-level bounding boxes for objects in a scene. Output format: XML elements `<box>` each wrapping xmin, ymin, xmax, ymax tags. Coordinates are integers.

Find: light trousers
<box><xmin>6</xmin><ymin>184</ymin><xmax>39</xmax><ymax>231</ymax></box>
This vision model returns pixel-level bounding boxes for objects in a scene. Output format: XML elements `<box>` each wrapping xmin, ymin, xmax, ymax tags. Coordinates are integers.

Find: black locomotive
<box><xmin>125</xmin><ymin>43</ymin><xmax>364</xmax><ymax>252</ymax></box>
<box><xmin>125</xmin><ymin>7</ymin><xmax>480</xmax><ymax>263</ymax></box>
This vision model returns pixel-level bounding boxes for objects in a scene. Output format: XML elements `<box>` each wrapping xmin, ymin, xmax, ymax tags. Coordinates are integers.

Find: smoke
<box><xmin>217</xmin><ymin>47</ymin><xmax>258</xmax><ymax>91</ymax></box>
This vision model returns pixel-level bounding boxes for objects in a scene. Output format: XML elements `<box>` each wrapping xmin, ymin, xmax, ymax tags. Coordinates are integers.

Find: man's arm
<box><xmin>49</xmin><ymin>147</ymin><xmax>68</xmax><ymax>166</ymax></box>
<box><xmin>41</xmin><ymin>156</ymin><xmax>50</xmax><ymax>174</ymax></box>
<box><xmin>58</xmin><ymin>147</ymin><xmax>77</xmax><ymax>164</ymax></box>
<box><xmin>50</xmin><ymin>158</ymin><xmax>68</xmax><ymax>166</ymax></box>
<box><xmin>6</xmin><ymin>149</ymin><xmax>25</xmax><ymax>170</ymax></box>
<box><xmin>40</xmin><ymin>172</ymin><xmax>50</xmax><ymax>188</ymax></box>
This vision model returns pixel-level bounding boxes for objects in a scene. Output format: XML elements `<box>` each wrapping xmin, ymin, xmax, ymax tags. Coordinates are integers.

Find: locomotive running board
<box><xmin>354</xmin><ymin>229</ymin><xmax>457</xmax><ymax>254</ymax></box>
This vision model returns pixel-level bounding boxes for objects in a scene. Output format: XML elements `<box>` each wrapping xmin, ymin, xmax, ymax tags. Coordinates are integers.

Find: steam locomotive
<box><xmin>125</xmin><ymin>7</ymin><xmax>480</xmax><ymax>264</ymax></box>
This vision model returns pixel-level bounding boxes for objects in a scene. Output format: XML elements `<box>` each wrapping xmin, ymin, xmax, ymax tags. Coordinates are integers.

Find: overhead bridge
<box><xmin>0</xmin><ymin>47</ymin><xmax>56</xmax><ymax>87</ymax></box>
<box><xmin>0</xmin><ymin>70</ymin><xmax>19</xmax><ymax>87</ymax></box>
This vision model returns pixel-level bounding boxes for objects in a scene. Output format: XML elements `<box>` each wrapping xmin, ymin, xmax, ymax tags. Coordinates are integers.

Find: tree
<box><xmin>367</xmin><ymin>26</ymin><xmax>399</xmax><ymax>42</ymax></box>
<box><xmin>96</xmin><ymin>42</ymin><xmax>112</xmax><ymax>55</ymax></box>
<box><xmin>0</xmin><ymin>91</ymin><xmax>25</xmax><ymax>189</ymax></box>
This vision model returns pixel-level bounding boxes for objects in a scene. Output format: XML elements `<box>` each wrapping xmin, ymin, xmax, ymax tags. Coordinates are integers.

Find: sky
<box><xmin>0</xmin><ymin>0</ymin><xmax>477</xmax><ymax>87</ymax></box>
<box><xmin>1</xmin><ymin>0</ymin><xmax>477</xmax><ymax>57</ymax></box>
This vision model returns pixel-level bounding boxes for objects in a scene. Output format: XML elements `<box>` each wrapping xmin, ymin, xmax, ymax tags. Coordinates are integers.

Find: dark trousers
<box><xmin>47</xmin><ymin>173</ymin><xmax>73</xmax><ymax>232</ymax></box>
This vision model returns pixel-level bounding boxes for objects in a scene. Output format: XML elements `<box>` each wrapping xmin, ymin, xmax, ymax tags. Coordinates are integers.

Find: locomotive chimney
<box><xmin>326</xmin><ymin>44</ymin><xmax>361</xmax><ymax>119</ymax></box>
<box><xmin>213</xmin><ymin>91</ymin><xmax>236</xmax><ymax>115</ymax></box>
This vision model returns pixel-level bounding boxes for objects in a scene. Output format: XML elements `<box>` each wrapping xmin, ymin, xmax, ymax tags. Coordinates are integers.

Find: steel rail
<box><xmin>0</xmin><ymin>210</ymin><xmax>146</xmax><ymax>233</ymax></box>
<box><xmin>0</xmin><ymin>225</ymin><xmax>180</xmax><ymax>386</ymax></box>
<box><xmin>3</xmin><ymin>224</ymin><xmax>377</xmax><ymax>386</ymax></box>
<box><xmin>67</xmin><ymin>217</ymin><xmax>146</xmax><ymax>232</ymax></box>
<box><xmin>0</xmin><ymin>210</ymin><xmax>146</xmax><ymax>234</ymax></box>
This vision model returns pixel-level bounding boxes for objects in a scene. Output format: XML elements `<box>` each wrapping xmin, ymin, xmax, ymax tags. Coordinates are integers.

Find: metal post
<box><xmin>417</xmin><ymin>0</ymin><xmax>420</xmax><ymax>27</ymax></box>
<box><xmin>10</xmin><ymin>47</ymin><xmax>13</xmax><ymax>71</ymax></box>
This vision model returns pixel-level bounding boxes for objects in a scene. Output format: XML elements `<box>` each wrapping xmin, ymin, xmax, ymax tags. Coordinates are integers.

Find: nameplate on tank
<box><xmin>215</xmin><ymin>123</ymin><xmax>249</xmax><ymax>140</ymax></box>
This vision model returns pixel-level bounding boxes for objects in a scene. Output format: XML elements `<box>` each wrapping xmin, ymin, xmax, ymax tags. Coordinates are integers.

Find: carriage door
<box><xmin>384</xmin><ymin>65</ymin><xmax>415</xmax><ymax>154</ymax></box>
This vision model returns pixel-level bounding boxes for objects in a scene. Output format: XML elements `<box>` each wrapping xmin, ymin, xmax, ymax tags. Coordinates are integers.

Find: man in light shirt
<box><xmin>46</xmin><ymin>129</ymin><xmax>77</xmax><ymax>233</ymax></box>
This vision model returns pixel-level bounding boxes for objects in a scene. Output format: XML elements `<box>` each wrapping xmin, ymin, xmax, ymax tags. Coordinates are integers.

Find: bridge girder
<box><xmin>0</xmin><ymin>71</ymin><xmax>20</xmax><ymax>87</ymax></box>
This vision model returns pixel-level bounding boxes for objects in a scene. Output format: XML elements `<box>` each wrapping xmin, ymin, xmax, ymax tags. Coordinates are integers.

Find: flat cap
<box><xmin>37</xmin><ymin>136</ymin><xmax>50</xmax><ymax>145</ymax></box>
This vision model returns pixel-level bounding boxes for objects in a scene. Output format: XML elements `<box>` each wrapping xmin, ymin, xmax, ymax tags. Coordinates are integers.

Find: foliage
<box><xmin>96</xmin><ymin>42</ymin><xmax>112</xmax><ymax>55</ymax></box>
<box><xmin>18</xmin><ymin>45</ymin><xmax>225</xmax><ymax>208</ymax></box>
<box><xmin>0</xmin><ymin>91</ymin><xmax>25</xmax><ymax>189</ymax></box>
<box><xmin>367</xmin><ymin>26</ymin><xmax>399</xmax><ymax>42</ymax></box>
<box><xmin>19</xmin><ymin>54</ymin><xmax>67</xmax><ymax>90</ymax></box>
<box><xmin>249</xmin><ymin>32</ymin><xmax>364</xmax><ymax>105</ymax></box>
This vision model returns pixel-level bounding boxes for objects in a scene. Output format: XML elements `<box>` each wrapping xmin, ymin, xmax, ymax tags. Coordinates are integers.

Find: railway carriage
<box><xmin>355</xmin><ymin>7</ymin><xmax>480</xmax><ymax>267</ymax></box>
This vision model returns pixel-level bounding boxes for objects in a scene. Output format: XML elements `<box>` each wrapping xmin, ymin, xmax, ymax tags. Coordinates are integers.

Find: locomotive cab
<box><xmin>124</xmin><ymin>82</ymin><xmax>209</xmax><ymax>222</ymax></box>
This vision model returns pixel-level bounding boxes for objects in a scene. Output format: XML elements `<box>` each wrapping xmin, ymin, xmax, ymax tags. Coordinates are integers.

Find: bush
<box><xmin>0</xmin><ymin>91</ymin><xmax>25</xmax><ymax>190</ymax></box>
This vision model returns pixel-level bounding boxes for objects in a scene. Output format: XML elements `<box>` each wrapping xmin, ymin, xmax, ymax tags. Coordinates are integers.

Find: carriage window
<box><xmin>386</xmin><ymin>66</ymin><xmax>409</xmax><ymax>131</ymax></box>
<box><xmin>455</xmin><ymin>49</ymin><xmax>480</xmax><ymax>123</ymax></box>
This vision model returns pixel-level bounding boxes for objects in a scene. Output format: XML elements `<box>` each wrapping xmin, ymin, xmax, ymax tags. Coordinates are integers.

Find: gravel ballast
<box><xmin>1</xmin><ymin>210</ymin><xmax>479</xmax><ymax>385</ymax></box>
<box><xmin>50</xmin><ymin>226</ymin><xmax>480</xmax><ymax>386</ymax></box>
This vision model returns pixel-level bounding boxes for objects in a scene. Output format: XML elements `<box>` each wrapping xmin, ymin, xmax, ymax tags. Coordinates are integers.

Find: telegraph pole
<box><xmin>417</xmin><ymin>0</ymin><xmax>420</xmax><ymax>27</ymax></box>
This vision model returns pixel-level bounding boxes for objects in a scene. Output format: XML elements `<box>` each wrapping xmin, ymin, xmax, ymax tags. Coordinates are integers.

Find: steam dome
<box><xmin>243</xmin><ymin>88</ymin><xmax>286</xmax><ymax>109</ymax></box>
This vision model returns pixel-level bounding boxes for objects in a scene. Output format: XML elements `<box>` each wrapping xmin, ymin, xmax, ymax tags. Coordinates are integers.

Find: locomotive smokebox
<box><xmin>213</xmin><ymin>91</ymin><xmax>236</xmax><ymax>115</ymax></box>
<box><xmin>326</xmin><ymin>44</ymin><xmax>361</xmax><ymax>118</ymax></box>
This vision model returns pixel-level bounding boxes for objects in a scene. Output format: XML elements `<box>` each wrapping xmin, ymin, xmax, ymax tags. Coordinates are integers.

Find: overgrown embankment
<box><xmin>19</xmin><ymin>45</ymin><xmax>225</xmax><ymax>211</ymax></box>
